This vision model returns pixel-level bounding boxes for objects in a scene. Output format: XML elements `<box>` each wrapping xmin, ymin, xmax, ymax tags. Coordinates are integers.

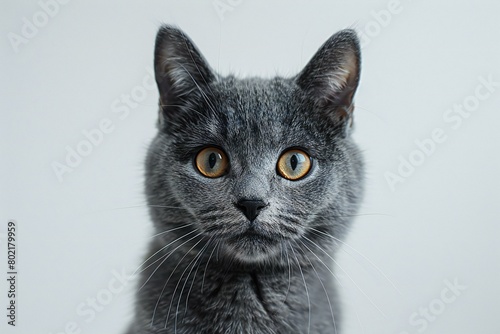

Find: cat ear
<box><xmin>154</xmin><ymin>25</ymin><xmax>215</xmax><ymax>120</ymax></box>
<box><xmin>296</xmin><ymin>29</ymin><xmax>361</xmax><ymax>132</ymax></box>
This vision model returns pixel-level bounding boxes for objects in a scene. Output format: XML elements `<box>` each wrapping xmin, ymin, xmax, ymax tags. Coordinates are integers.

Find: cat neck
<box><xmin>140</xmin><ymin>236</ymin><xmax>338</xmax><ymax>333</ymax></box>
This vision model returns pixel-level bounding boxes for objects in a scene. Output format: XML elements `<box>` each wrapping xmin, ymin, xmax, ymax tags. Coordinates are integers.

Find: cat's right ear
<box><xmin>154</xmin><ymin>25</ymin><xmax>215</xmax><ymax>123</ymax></box>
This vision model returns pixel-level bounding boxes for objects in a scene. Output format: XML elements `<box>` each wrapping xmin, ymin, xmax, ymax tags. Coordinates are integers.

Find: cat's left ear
<box><xmin>296</xmin><ymin>29</ymin><xmax>361</xmax><ymax>134</ymax></box>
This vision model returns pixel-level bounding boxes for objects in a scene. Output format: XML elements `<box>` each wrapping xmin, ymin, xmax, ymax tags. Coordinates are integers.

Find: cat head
<box><xmin>146</xmin><ymin>25</ymin><xmax>364</xmax><ymax>265</ymax></box>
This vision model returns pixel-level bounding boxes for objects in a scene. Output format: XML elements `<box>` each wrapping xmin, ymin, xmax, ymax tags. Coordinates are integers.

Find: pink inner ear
<box><xmin>325</xmin><ymin>51</ymin><xmax>358</xmax><ymax>92</ymax></box>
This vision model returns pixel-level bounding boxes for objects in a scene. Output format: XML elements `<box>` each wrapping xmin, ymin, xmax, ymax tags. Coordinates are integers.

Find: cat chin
<box><xmin>222</xmin><ymin>235</ymin><xmax>283</xmax><ymax>265</ymax></box>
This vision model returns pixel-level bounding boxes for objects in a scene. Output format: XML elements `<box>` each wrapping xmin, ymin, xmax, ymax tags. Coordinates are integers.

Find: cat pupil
<box><xmin>208</xmin><ymin>153</ymin><xmax>217</xmax><ymax>169</ymax></box>
<box><xmin>290</xmin><ymin>155</ymin><xmax>298</xmax><ymax>170</ymax></box>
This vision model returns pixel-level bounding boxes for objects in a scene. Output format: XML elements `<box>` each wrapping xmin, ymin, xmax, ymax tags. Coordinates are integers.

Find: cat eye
<box><xmin>195</xmin><ymin>147</ymin><xmax>229</xmax><ymax>178</ymax></box>
<box><xmin>277</xmin><ymin>149</ymin><xmax>312</xmax><ymax>181</ymax></box>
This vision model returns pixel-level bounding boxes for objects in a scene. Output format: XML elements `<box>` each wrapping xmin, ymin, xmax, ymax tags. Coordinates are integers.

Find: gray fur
<box><xmin>126</xmin><ymin>25</ymin><xmax>364</xmax><ymax>334</ymax></box>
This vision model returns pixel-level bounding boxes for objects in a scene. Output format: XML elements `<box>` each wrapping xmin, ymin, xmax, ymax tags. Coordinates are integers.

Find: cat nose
<box><xmin>235</xmin><ymin>200</ymin><xmax>267</xmax><ymax>222</ymax></box>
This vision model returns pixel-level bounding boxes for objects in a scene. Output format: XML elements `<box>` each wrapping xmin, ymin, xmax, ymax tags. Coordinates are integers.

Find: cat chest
<box><xmin>185</xmin><ymin>273</ymin><xmax>302</xmax><ymax>333</ymax></box>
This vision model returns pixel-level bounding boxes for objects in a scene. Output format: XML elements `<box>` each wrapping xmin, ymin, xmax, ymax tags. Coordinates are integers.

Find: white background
<box><xmin>1</xmin><ymin>1</ymin><xmax>500</xmax><ymax>333</ymax></box>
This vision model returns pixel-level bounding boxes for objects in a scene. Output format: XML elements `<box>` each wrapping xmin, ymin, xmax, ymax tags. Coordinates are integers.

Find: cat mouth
<box><xmin>222</xmin><ymin>226</ymin><xmax>283</xmax><ymax>262</ymax></box>
<box><xmin>241</xmin><ymin>230</ymin><xmax>273</xmax><ymax>241</ymax></box>
<box><xmin>228</xmin><ymin>228</ymin><xmax>277</xmax><ymax>246</ymax></box>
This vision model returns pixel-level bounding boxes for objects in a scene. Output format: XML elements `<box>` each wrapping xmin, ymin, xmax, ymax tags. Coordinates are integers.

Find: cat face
<box><xmin>146</xmin><ymin>26</ymin><xmax>364</xmax><ymax>264</ymax></box>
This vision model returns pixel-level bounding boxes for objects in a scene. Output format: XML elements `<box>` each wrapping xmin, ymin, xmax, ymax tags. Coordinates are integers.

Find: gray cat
<box><xmin>126</xmin><ymin>25</ymin><xmax>364</xmax><ymax>334</ymax></box>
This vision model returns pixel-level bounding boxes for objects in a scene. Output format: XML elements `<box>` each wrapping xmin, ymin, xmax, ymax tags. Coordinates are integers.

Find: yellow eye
<box><xmin>277</xmin><ymin>149</ymin><xmax>312</xmax><ymax>180</ymax></box>
<box><xmin>195</xmin><ymin>147</ymin><xmax>229</xmax><ymax>178</ymax></box>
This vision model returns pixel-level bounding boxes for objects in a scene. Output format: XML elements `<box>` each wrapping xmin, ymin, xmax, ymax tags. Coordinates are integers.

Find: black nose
<box><xmin>236</xmin><ymin>200</ymin><xmax>267</xmax><ymax>222</ymax></box>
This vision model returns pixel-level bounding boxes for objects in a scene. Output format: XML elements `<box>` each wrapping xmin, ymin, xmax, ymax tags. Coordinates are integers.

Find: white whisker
<box><xmin>303</xmin><ymin>235</ymin><xmax>388</xmax><ymax>319</ymax></box>
<box><xmin>132</xmin><ymin>226</ymin><xmax>195</xmax><ymax>276</ymax></box>
<box><xmin>136</xmin><ymin>229</ymin><xmax>198</xmax><ymax>277</ymax></box>
<box><xmin>185</xmin><ymin>238</ymin><xmax>214</xmax><ymax>315</ymax></box>
<box><xmin>297</xmin><ymin>239</ymin><xmax>338</xmax><ymax>334</ymax></box>
<box><xmin>164</xmin><ymin>237</ymin><xmax>206</xmax><ymax>329</ymax></box>
<box><xmin>174</xmin><ymin>238</ymin><xmax>212</xmax><ymax>331</ymax></box>
<box><xmin>310</xmin><ymin>227</ymin><xmax>401</xmax><ymax>294</ymax></box>
<box><xmin>289</xmin><ymin>242</ymin><xmax>311</xmax><ymax>334</ymax></box>
<box><xmin>141</xmin><ymin>232</ymin><xmax>202</xmax><ymax>294</ymax></box>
